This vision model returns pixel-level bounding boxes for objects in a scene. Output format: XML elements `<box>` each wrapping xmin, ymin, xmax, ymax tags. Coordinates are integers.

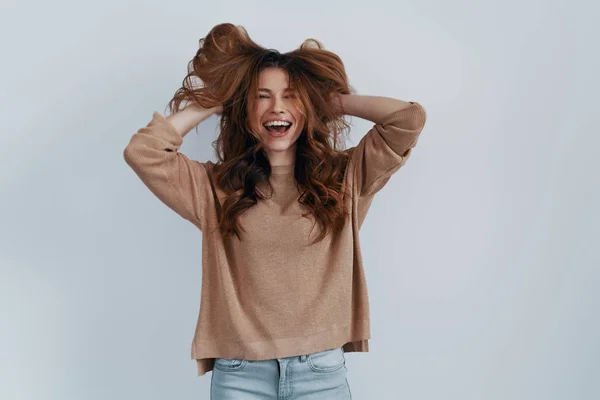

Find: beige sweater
<box><xmin>123</xmin><ymin>101</ymin><xmax>427</xmax><ymax>376</ymax></box>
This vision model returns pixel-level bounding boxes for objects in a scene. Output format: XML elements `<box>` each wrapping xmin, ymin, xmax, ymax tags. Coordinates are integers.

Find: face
<box><xmin>249</xmin><ymin>67</ymin><xmax>305</xmax><ymax>165</ymax></box>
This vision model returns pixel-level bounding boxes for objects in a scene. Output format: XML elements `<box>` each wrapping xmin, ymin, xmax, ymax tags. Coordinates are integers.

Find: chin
<box><xmin>261</xmin><ymin>132</ymin><xmax>299</xmax><ymax>147</ymax></box>
<box><xmin>264</xmin><ymin>143</ymin><xmax>294</xmax><ymax>152</ymax></box>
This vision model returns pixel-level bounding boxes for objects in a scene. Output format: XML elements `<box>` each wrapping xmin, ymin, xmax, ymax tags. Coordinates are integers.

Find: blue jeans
<box><xmin>210</xmin><ymin>347</ymin><xmax>352</xmax><ymax>399</ymax></box>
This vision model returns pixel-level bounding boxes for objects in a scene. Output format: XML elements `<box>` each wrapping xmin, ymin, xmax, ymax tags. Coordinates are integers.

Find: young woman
<box><xmin>123</xmin><ymin>23</ymin><xmax>426</xmax><ymax>399</ymax></box>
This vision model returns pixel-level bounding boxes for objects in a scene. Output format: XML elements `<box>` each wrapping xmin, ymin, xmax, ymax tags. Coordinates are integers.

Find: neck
<box><xmin>266</xmin><ymin>147</ymin><xmax>296</xmax><ymax>167</ymax></box>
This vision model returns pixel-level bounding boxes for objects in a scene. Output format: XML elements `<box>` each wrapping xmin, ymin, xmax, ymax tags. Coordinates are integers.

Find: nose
<box><xmin>270</xmin><ymin>95</ymin><xmax>286</xmax><ymax>114</ymax></box>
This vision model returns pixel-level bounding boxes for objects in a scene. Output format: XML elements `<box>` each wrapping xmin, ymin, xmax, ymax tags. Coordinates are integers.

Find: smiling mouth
<box><xmin>263</xmin><ymin>123</ymin><xmax>293</xmax><ymax>135</ymax></box>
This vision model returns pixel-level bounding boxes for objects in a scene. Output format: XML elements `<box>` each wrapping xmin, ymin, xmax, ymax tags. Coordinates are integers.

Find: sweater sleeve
<box><xmin>123</xmin><ymin>111</ymin><xmax>213</xmax><ymax>231</ymax></box>
<box><xmin>348</xmin><ymin>101</ymin><xmax>427</xmax><ymax>198</ymax></box>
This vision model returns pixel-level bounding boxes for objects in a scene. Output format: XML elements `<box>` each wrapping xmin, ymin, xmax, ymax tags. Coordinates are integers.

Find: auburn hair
<box><xmin>166</xmin><ymin>23</ymin><xmax>357</xmax><ymax>244</ymax></box>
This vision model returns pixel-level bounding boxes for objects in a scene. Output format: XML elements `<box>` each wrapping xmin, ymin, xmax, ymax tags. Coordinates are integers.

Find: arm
<box><xmin>166</xmin><ymin>104</ymin><xmax>222</xmax><ymax>137</ymax></box>
<box><xmin>338</xmin><ymin>94</ymin><xmax>414</xmax><ymax>124</ymax></box>
<box><xmin>336</xmin><ymin>94</ymin><xmax>427</xmax><ymax>198</ymax></box>
<box><xmin>123</xmin><ymin>105</ymin><xmax>220</xmax><ymax>230</ymax></box>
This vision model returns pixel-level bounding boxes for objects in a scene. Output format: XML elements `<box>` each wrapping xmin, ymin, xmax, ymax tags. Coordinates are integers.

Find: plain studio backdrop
<box><xmin>0</xmin><ymin>0</ymin><xmax>598</xmax><ymax>399</ymax></box>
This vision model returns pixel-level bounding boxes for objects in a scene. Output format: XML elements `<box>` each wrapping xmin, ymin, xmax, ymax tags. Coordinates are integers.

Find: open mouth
<box><xmin>263</xmin><ymin>122</ymin><xmax>293</xmax><ymax>135</ymax></box>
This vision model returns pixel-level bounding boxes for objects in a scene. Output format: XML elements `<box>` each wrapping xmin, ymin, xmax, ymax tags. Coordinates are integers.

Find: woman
<box><xmin>123</xmin><ymin>23</ymin><xmax>426</xmax><ymax>399</ymax></box>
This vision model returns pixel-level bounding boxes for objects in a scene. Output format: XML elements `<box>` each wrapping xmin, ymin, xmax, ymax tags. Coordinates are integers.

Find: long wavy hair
<box><xmin>166</xmin><ymin>23</ymin><xmax>357</xmax><ymax>244</ymax></box>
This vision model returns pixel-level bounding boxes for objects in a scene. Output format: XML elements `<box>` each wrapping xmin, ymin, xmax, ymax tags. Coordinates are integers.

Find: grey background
<box><xmin>1</xmin><ymin>0</ymin><xmax>598</xmax><ymax>399</ymax></box>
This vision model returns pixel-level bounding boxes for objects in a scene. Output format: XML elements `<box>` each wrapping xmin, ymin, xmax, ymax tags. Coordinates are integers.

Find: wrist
<box><xmin>332</xmin><ymin>93</ymin><xmax>346</xmax><ymax>115</ymax></box>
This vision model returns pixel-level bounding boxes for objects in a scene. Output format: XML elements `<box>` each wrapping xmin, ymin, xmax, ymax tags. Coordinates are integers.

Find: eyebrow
<box><xmin>258</xmin><ymin>88</ymin><xmax>294</xmax><ymax>92</ymax></box>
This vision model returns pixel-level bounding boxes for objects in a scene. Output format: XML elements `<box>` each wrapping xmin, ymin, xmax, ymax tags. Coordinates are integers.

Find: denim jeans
<box><xmin>210</xmin><ymin>347</ymin><xmax>352</xmax><ymax>399</ymax></box>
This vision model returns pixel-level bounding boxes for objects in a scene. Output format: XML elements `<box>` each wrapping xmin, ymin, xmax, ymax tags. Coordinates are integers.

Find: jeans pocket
<box><xmin>307</xmin><ymin>347</ymin><xmax>345</xmax><ymax>373</ymax></box>
<box><xmin>214</xmin><ymin>357</ymin><xmax>248</xmax><ymax>372</ymax></box>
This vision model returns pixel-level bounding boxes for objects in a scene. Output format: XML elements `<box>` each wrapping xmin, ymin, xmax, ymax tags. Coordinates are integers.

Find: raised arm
<box><xmin>337</xmin><ymin>94</ymin><xmax>427</xmax><ymax>198</ymax></box>
<box><xmin>123</xmin><ymin>105</ymin><xmax>220</xmax><ymax>230</ymax></box>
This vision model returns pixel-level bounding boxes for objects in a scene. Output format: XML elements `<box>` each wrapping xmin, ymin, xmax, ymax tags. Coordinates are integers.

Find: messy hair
<box><xmin>167</xmin><ymin>23</ymin><xmax>356</xmax><ymax>244</ymax></box>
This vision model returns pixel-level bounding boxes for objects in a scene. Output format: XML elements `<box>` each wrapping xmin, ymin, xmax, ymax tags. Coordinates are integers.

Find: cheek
<box><xmin>250</xmin><ymin>106</ymin><xmax>266</xmax><ymax>129</ymax></box>
<box><xmin>291</xmin><ymin>124</ymin><xmax>304</xmax><ymax>141</ymax></box>
<box><xmin>252</xmin><ymin>115</ymin><xmax>265</xmax><ymax>133</ymax></box>
<box><xmin>294</xmin><ymin>117</ymin><xmax>305</xmax><ymax>135</ymax></box>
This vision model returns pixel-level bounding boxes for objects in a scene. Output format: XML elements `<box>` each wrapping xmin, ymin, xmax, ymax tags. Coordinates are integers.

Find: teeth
<box><xmin>264</xmin><ymin>121</ymin><xmax>291</xmax><ymax>127</ymax></box>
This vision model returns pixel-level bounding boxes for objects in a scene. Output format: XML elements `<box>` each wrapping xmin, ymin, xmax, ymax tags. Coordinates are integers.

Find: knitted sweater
<box><xmin>123</xmin><ymin>101</ymin><xmax>427</xmax><ymax>376</ymax></box>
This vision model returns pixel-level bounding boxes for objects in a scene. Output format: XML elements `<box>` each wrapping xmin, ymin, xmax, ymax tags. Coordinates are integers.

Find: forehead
<box><xmin>257</xmin><ymin>67</ymin><xmax>291</xmax><ymax>89</ymax></box>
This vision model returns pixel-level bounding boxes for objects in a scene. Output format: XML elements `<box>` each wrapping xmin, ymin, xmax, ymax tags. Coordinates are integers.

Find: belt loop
<box><xmin>300</xmin><ymin>354</ymin><xmax>307</xmax><ymax>363</ymax></box>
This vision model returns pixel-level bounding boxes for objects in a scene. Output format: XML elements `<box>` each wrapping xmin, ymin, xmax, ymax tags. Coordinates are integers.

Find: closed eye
<box><xmin>258</xmin><ymin>95</ymin><xmax>296</xmax><ymax>99</ymax></box>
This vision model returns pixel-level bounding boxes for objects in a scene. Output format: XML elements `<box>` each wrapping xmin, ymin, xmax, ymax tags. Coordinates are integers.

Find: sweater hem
<box><xmin>191</xmin><ymin>322</ymin><xmax>370</xmax><ymax>377</ymax></box>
